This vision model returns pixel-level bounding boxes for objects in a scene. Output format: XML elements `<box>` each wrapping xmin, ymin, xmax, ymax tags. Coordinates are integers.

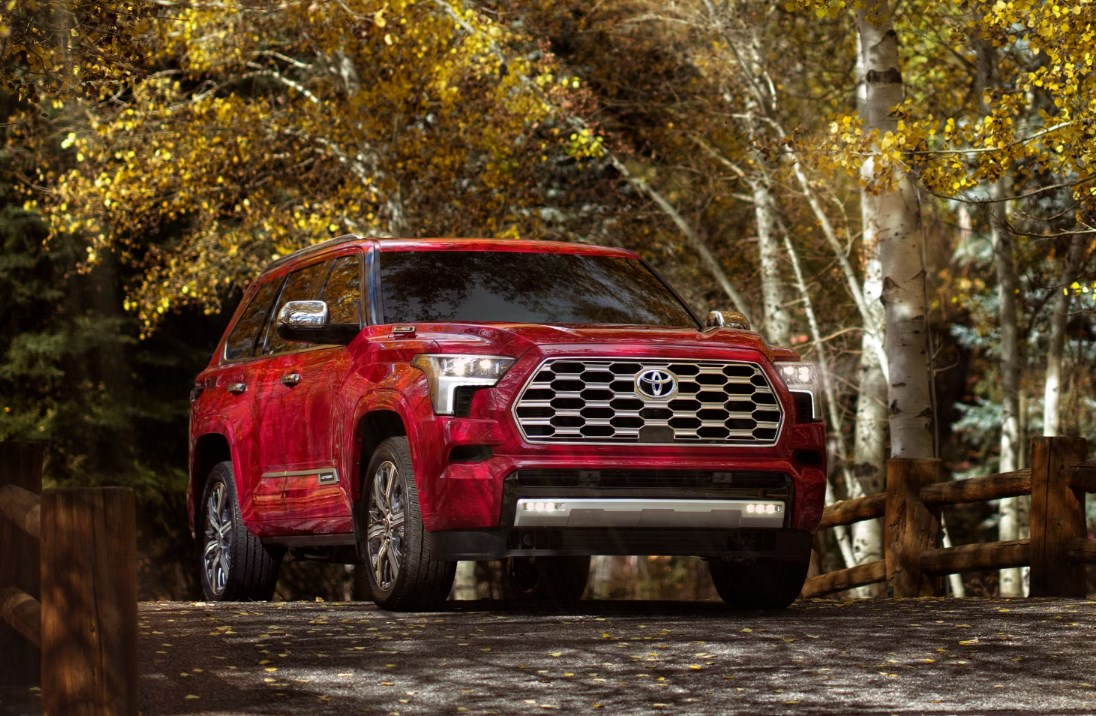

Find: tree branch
<box><xmin>243</xmin><ymin>63</ymin><xmax>320</xmax><ymax>104</ymax></box>
<box><xmin>432</xmin><ymin>0</ymin><xmax>750</xmax><ymax>313</ymax></box>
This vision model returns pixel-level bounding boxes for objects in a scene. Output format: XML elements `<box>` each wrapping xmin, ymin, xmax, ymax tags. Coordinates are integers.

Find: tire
<box><xmin>709</xmin><ymin>554</ymin><xmax>809</xmax><ymax>610</ymax></box>
<box><xmin>502</xmin><ymin>556</ymin><xmax>591</xmax><ymax>606</ymax></box>
<box><xmin>199</xmin><ymin>461</ymin><xmax>282</xmax><ymax>601</ymax></box>
<box><xmin>362</xmin><ymin>436</ymin><xmax>456</xmax><ymax>611</ymax></box>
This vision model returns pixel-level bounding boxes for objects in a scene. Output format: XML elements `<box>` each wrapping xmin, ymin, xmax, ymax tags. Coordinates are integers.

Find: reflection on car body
<box><xmin>188</xmin><ymin>236</ymin><xmax>826</xmax><ymax>610</ymax></box>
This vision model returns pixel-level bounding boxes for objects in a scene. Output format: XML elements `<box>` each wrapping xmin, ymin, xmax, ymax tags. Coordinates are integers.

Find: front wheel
<box><xmin>199</xmin><ymin>461</ymin><xmax>282</xmax><ymax>601</ymax></box>
<box><xmin>362</xmin><ymin>437</ymin><xmax>455</xmax><ymax>611</ymax></box>
<box><xmin>709</xmin><ymin>554</ymin><xmax>809</xmax><ymax>610</ymax></box>
<box><xmin>502</xmin><ymin>556</ymin><xmax>591</xmax><ymax>606</ymax></box>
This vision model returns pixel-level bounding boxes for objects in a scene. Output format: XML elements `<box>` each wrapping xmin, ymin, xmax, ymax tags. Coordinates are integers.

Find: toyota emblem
<box><xmin>636</xmin><ymin>368</ymin><xmax>677</xmax><ymax>399</ymax></box>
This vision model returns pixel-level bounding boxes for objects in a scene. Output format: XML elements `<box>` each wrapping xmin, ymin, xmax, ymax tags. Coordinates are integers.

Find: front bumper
<box><xmin>428</xmin><ymin>464</ymin><xmax>812</xmax><ymax>561</ymax></box>
<box><xmin>430</xmin><ymin>526</ymin><xmax>813</xmax><ymax>561</ymax></box>
<box><xmin>407</xmin><ymin>347</ymin><xmax>828</xmax><ymax>536</ymax></box>
<box><xmin>420</xmin><ymin>419</ymin><xmax>827</xmax><ymax>534</ymax></box>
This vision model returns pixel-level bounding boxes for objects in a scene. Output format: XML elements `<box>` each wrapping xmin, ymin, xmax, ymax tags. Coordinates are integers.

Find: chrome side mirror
<box><xmin>706</xmin><ymin>310</ymin><xmax>751</xmax><ymax>331</ymax></box>
<box><xmin>276</xmin><ymin>300</ymin><xmax>358</xmax><ymax>345</ymax></box>
<box><xmin>278</xmin><ymin>300</ymin><xmax>329</xmax><ymax>333</ymax></box>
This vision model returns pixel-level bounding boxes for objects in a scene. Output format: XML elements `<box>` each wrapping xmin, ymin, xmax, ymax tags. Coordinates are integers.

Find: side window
<box><xmin>223</xmin><ymin>280</ymin><xmax>280</xmax><ymax>361</ymax></box>
<box><xmin>262</xmin><ymin>262</ymin><xmax>329</xmax><ymax>355</ymax></box>
<box><xmin>322</xmin><ymin>254</ymin><xmax>364</xmax><ymax>326</ymax></box>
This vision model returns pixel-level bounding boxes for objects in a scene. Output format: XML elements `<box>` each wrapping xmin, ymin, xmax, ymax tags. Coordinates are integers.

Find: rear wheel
<box><xmin>199</xmin><ymin>461</ymin><xmax>282</xmax><ymax>601</ymax></box>
<box><xmin>363</xmin><ymin>437</ymin><xmax>455</xmax><ymax>611</ymax></box>
<box><xmin>708</xmin><ymin>554</ymin><xmax>809</xmax><ymax>610</ymax></box>
<box><xmin>502</xmin><ymin>556</ymin><xmax>590</xmax><ymax>606</ymax></box>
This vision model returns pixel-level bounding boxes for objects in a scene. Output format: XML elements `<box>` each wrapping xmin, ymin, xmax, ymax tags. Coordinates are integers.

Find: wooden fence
<box><xmin>803</xmin><ymin>436</ymin><xmax>1096</xmax><ymax>598</ymax></box>
<box><xmin>0</xmin><ymin>442</ymin><xmax>138</xmax><ymax>715</ymax></box>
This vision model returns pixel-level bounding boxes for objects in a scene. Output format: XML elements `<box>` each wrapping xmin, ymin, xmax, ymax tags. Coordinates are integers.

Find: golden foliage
<box><xmin>806</xmin><ymin>2</ymin><xmax>1096</xmax><ymax>207</ymax></box>
<box><xmin>12</xmin><ymin>0</ymin><xmax>608</xmax><ymax>334</ymax></box>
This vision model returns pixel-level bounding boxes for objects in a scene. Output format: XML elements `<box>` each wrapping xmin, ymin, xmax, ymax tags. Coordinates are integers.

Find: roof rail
<box><xmin>262</xmin><ymin>234</ymin><xmax>368</xmax><ymax>273</ymax></box>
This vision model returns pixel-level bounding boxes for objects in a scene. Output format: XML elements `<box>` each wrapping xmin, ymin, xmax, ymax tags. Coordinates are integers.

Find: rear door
<box><xmin>213</xmin><ymin>278</ymin><xmax>284</xmax><ymax>526</ymax></box>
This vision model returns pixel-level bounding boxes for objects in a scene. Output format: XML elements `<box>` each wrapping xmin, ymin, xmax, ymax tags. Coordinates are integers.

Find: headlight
<box><xmin>412</xmin><ymin>354</ymin><xmax>515</xmax><ymax>415</ymax></box>
<box><xmin>776</xmin><ymin>362</ymin><xmax>821</xmax><ymax>422</ymax></box>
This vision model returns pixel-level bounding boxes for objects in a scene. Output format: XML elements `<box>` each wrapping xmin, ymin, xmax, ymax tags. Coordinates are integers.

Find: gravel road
<box><xmin>3</xmin><ymin>597</ymin><xmax>1096</xmax><ymax>714</ymax></box>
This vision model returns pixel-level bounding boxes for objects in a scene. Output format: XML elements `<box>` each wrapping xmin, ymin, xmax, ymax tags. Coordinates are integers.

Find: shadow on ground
<box><xmin>4</xmin><ymin>597</ymin><xmax>1096</xmax><ymax>715</ymax></box>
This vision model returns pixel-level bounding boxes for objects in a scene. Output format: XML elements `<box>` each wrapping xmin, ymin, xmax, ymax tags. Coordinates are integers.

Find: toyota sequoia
<box><xmin>188</xmin><ymin>237</ymin><xmax>827</xmax><ymax>610</ymax></box>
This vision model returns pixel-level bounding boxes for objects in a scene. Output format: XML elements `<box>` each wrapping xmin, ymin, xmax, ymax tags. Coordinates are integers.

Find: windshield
<box><xmin>379</xmin><ymin>250</ymin><xmax>697</xmax><ymax>327</ymax></box>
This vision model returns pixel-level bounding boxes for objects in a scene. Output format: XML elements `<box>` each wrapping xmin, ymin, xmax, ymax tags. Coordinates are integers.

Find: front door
<box><xmin>253</xmin><ymin>253</ymin><xmax>363</xmax><ymax>534</ymax></box>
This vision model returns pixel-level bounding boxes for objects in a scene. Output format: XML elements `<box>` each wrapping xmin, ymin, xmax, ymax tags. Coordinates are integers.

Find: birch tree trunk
<box><xmin>736</xmin><ymin>20</ymin><xmax>790</xmax><ymax>346</ymax></box>
<box><xmin>589</xmin><ymin>556</ymin><xmax>614</xmax><ymax>600</ymax></box>
<box><xmin>988</xmin><ymin>179</ymin><xmax>1025</xmax><ymax>597</ymax></box>
<box><xmin>850</xmin><ymin>223</ymin><xmax>887</xmax><ymax>592</ymax></box>
<box><xmin>783</xmin><ymin>232</ymin><xmax>857</xmax><ymax>569</ymax></box>
<box><xmin>753</xmin><ymin>168</ymin><xmax>791</xmax><ymax>346</ymax></box>
<box><xmin>855</xmin><ymin>0</ymin><xmax>935</xmax><ymax>460</ymax></box>
<box><xmin>1044</xmin><ymin>236</ymin><xmax>1087</xmax><ymax>436</ymax></box>
<box><xmin>970</xmin><ymin>36</ymin><xmax>1025</xmax><ymax>595</ymax></box>
<box><xmin>453</xmin><ymin>561</ymin><xmax>478</xmax><ymax>600</ymax></box>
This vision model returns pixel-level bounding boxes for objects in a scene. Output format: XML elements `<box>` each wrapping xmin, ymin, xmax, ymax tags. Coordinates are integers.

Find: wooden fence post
<box><xmin>41</xmin><ymin>488</ymin><xmax>138</xmax><ymax>716</ymax></box>
<box><xmin>885</xmin><ymin>459</ymin><xmax>942</xmax><ymax>598</ymax></box>
<box><xmin>1029</xmin><ymin>437</ymin><xmax>1088</xmax><ymax>597</ymax></box>
<box><xmin>0</xmin><ymin>441</ymin><xmax>44</xmax><ymax>686</ymax></box>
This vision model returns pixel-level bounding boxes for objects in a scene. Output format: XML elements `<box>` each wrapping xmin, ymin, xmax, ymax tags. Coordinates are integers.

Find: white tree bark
<box><xmin>734</xmin><ymin>17</ymin><xmax>791</xmax><ymax>346</ymax></box>
<box><xmin>1043</xmin><ymin>292</ymin><xmax>1068</xmax><ymax>439</ymax></box>
<box><xmin>849</xmin><ymin>204</ymin><xmax>887</xmax><ymax>595</ymax></box>
<box><xmin>855</xmin><ymin>0</ymin><xmax>935</xmax><ymax>460</ymax></box>
<box><xmin>783</xmin><ymin>231</ymin><xmax>857</xmax><ymax>569</ymax></box>
<box><xmin>753</xmin><ymin>169</ymin><xmax>791</xmax><ymax>346</ymax></box>
<box><xmin>971</xmin><ymin>36</ymin><xmax>1024</xmax><ymax>595</ymax></box>
<box><xmin>785</xmin><ymin>151</ymin><xmax>887</xmax><ymax>376</ymax></box>
<box><xmin>987</xmin><ymin>179</ymin><xmax>1025</xmax><ymax>596</ymax></box>
<box><xmin>452</xmin><ymin>561</ymin><xmax>477</xmax><ymax>600</ymax></box>
<box><xmin>589</xmin><ymin>556</ymin><xmax>614</xmax><ymax>599</ymax></box>
<box><xmin>1044</xmin><ymin>236</ymin><xmax>1087</xmax><ymax>436</ymax></box>
<box><xmin>701</xmin><ymin>1</ymin><xmax>860</xmax><ymax>354</ymax></box>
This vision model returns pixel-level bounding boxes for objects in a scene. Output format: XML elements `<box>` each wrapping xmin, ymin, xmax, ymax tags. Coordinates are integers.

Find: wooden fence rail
<box><xmin>0</xmin><ymin>442</ymin><xmax>138</xmax><ymax>716</ymax></box>
<box><xmin>804</xmin><ymin>436</ymin><xmax>1095</xmax><ymax>599</ymax></box>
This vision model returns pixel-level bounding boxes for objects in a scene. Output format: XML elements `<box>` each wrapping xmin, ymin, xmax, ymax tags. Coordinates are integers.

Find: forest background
<box><xmin>1</xmin><ymin>0</ymin><xmax>1094</xmax><ymax>601</ymax></box>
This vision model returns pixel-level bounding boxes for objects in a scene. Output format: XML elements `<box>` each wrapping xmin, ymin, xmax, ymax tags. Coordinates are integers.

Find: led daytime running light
<box><xmin>777</xmin><ymin>362</ymin><xmax>818</xmax><ymax>387</ymax></box>
<box><xmin>412</xmin><ymin>354</ymin><xmax>515</xmax><ymax>415</ymax></box>
<box><xmin>776</xmin><ymin>361</ymin><xmax>822</xmax><ymax>422</ymax></box>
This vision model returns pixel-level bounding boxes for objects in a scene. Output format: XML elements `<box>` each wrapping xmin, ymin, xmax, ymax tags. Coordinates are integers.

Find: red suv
<box><xmin>188</xmin><ymin>237</ymin><xmax>826</xmax><ymax>610</ymax></box>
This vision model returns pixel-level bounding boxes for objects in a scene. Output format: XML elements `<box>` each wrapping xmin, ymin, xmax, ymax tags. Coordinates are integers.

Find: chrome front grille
<box><xmin>513</xmin><ymin>358</ymin><xmax>783</xmax><ymax>446</ymax></box>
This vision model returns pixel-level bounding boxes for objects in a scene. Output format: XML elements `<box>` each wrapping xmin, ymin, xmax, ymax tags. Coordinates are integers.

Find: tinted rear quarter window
<box><xmin>322</xmin><ymin>254</ymin><xmax>364</xmax><ymax>325</ymax></box>
<box><xmin>223</xmin><ymin>280</ymin><xmax>281</xmax><ymax>361</ymax></box>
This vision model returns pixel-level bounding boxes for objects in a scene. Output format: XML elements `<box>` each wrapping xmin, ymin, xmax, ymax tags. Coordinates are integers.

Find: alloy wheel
<box><xmin>202</xmin><ymin>480</ymin><xmax>233</xmax><ymax>596</ymax></box>
<box><xmin>367</xmin><ymin>460</ymin><xmax>406</xmax><ymax>591</ymax></box>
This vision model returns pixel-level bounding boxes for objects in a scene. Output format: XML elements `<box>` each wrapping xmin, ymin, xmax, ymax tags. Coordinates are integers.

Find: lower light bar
<box><xmin>513</xmin><ymin>498</ymin><xmax>786</xmax><ymax>529</ymax></box>
<box><xmin>522</xmin><ymin>501</ymin><xmax>566</xmax><ymax>513</ymax></box>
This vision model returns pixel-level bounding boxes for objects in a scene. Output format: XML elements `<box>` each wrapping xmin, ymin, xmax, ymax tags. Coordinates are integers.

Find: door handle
<box><xmin>280</xmin><ymin>372</ymin><xmax>302</xmax><ymax>387</ymax></box>
<box><xmin>227</xmin><ymin>382</ymin><xmax>247</xmax><ymax>395</ymax></box>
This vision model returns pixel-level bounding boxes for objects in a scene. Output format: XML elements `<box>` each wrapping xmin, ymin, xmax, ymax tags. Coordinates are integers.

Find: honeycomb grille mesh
<box><xmin>513</xmin><ymin>359</ymin><xmax>782</xmax><ymax>446</ymax></box>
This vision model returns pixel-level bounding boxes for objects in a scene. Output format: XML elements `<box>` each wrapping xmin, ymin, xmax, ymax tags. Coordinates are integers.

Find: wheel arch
<box><xmin>353</xmin><ymin>408</ymin><xmax>409</xmax><ymax>498</ymax></box>
<box><xmin>189</xmin><ymin>432</ymin><xmax>233</xmax><ymax>534</ymax></box>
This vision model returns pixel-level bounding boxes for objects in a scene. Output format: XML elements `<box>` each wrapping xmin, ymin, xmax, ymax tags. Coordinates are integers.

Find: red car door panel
<box><xmin>258</xmin><ymin>347</ymin><xmax>354</xmax><ymax>533</ymax></box>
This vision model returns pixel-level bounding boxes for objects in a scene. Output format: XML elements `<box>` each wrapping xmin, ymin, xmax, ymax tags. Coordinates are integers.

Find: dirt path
<box><xmin>4</xmin><ymin>597</ymin><xmax>1096</xmax><ymax>714</ymax></box>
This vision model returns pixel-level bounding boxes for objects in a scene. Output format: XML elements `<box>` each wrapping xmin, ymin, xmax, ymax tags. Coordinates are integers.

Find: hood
<box><xmin>396</xmin><ymin>323</ymin><xmax>798</xmax><ymax>363</ymax></box>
